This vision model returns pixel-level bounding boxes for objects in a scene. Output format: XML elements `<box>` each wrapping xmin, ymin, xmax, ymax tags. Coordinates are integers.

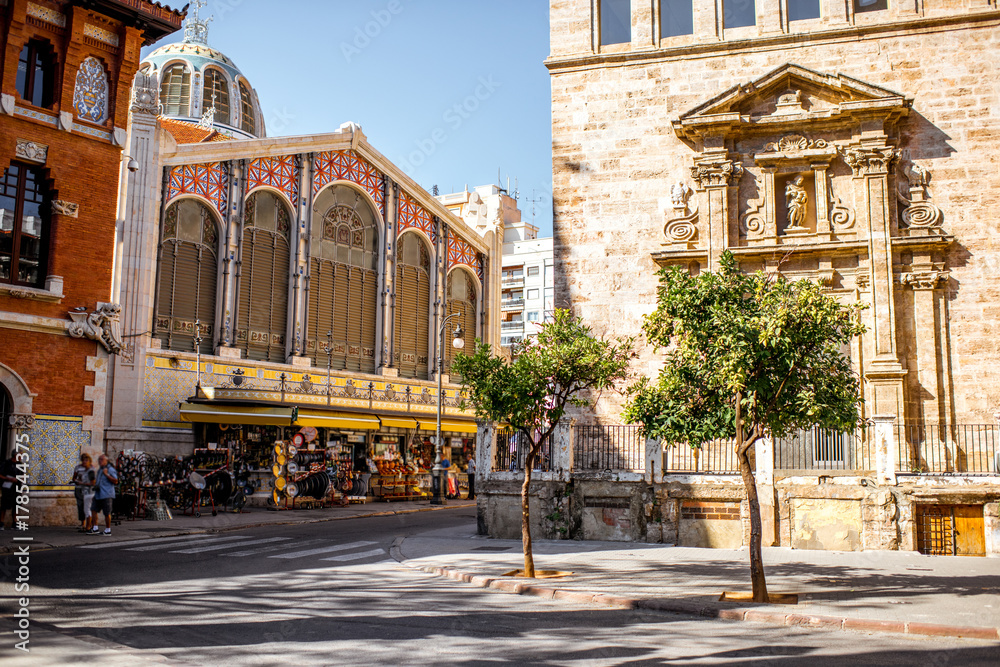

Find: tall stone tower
<box><xmin>547</xmin><ymin>0</ymin><xmax>1000</xmax><ymax>426</ymax></box>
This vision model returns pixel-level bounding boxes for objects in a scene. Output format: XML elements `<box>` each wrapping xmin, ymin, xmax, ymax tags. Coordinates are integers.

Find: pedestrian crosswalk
<box><xmin>78</xmin><ymin>533</ymin><xmax>388</xmax><ymax>564</ymax></box>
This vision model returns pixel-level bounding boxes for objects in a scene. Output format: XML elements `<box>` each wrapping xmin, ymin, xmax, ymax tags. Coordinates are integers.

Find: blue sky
<box><xmin>144</xmin><ymin>0</ymin><xmax>555</xmax><ymax>236</ymax></box>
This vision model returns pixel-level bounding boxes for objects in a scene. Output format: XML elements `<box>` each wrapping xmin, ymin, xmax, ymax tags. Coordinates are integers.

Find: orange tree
<box><xmin>453</xmin><ymin>309</ymin><xmax>634</xmax><ymax>577</ymax></box>
<box><xmin>624</xmin><ymin>251</ymin><xmax>865</xmax><ymax>602</ymax></box>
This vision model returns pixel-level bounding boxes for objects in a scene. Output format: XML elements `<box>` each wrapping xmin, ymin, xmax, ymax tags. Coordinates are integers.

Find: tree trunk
<box><xmin>735</xmin><ymin>392</ymin><xmax>768</xmax><ymax>603</ymax></box>
<box><xmin>521</xmin><ymin>446</ymin><xmax>536</xmax><ymax>578</ymax></box>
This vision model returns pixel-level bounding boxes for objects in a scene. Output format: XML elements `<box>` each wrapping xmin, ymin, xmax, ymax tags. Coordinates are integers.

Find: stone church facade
<box><xmin>475</xmin><ymin>1</ymin><xmax>1000</xmax><ymax>554</ymax></box>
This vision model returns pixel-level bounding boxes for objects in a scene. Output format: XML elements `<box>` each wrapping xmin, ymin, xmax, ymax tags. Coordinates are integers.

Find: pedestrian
<box><xmin>90</xmin><ymin>454</ymin><xmax>118</xmax><ymax>535</ymax></box>
<box><xmin>71</xmin><ymin>453</ymin><xmax>96</xmax><ymax>532</ymax></box>
<box><xmin>0</xmin><ymin>451</ymin><xmax>19</xmax><ymax>530</ymax></box>
<box><xmin>466</xmin><ymin>455</ymin><xmax>476</xmax><ymax>499</ymax></box>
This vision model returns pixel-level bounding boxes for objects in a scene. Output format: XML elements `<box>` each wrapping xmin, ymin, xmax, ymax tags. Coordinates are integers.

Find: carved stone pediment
<box><xmin>673</xmin><ymin>63</ymin><xmax>911</xmax><ymax>141</ymax></box>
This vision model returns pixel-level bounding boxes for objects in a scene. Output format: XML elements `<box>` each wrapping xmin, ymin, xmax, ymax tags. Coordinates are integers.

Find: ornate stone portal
<box><xmin>658</xmin><ymin>64</ymin><xmax>954</xmax><ymax>425</ymax></box>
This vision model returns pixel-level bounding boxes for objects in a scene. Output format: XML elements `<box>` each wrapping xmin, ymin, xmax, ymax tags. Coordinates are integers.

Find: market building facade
<box><xmin>0</xmin><ymin>0</ymin><xmax>184</xmax><ymax>524</ymax></box>
<box><xmin>475</xmin><ymin>0</ymin><xmax>1000</xmax><ymax>556</ymax></box>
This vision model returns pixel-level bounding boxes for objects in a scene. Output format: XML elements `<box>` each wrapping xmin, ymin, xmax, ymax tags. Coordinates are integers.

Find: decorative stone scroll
<box><xmin>899</xmin><ymin>163</ymin><xmax>944</xmax><ymax>232</ymax></box>
<box><xmin>52</xmin><ymin>200</ymin><xmax>79</xmax><ymax>218</ymax></box>
<box><xmin>68</xmin><ymin>303</ymin><xmax>124</xmax><ymax>354</ymax></box>
<box><xmin>131</xmin><ymin>70</ymin><xmax>159</xmax><ymax>116</ymax></box>
<box><xmin>663</xmin><ymin>181</ymin><xmax>698</xmax><ymax>247</ymax></box>
<box><xmin>9</xmin><ymin>414</ymin><xmax>35</xmax><ymax>430</ymax></box>
<box><xmin>762</xmin><ymin>134</ymin><xmax>829</xmax><ymax>153</ymax></box>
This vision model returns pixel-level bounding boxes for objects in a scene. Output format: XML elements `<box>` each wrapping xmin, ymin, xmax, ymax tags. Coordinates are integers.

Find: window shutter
<box><xmin>239</xmin><ymin>228</ymin><xmax>289</xmax><ymax>363</ymax></box>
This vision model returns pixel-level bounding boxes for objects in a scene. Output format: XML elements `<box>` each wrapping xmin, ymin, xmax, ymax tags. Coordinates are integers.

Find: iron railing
<box><xmin>573</xmin><ymin>424</ymin><xmax>645</xmax><ymax>472</ymax></box>
<box><xmin>495</xmin><ymin>426</ymin><xmax>552</xmax><ymax>472</ymax></box>
<box><xmin>664</xmin><ymin>437</ymin><xmax>740</xmax><ymax>474</ymax></box>
<box><xmin>897</xmin><ymin>424</ymin><xmax>999</xmax><ymax>475</ymax></box>
<box><xmin>775</xmin><ymin>426</ymin><xmax>874</xmax><ymax>473</ymax></box>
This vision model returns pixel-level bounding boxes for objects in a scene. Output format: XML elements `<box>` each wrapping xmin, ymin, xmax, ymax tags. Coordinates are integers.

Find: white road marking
<box><xmin>268</xmin><ymin>540</ymin><xmax>378</xmax><ymax>559</ymax></box>
<box><xmin>80</xmin><ymin>533</ymin><xmax>222</xmax><ymax>550</ymax></box>
<box><xmin>170</xmin><ymin>537</ymin><xmax>291</xmax><ymax>554</ymax></box>
<box><xmin>126</xmin><ymin>535</ymin><xmax>253</xmax><ymax>552</ymax></box>
<box><xmin>319</xmin><ymin>548</ymin><xmax>387</xmax><ymax>562</ymax></box>
<box><xmin>224</xmin><ymin>538</ymin><xmax>327</xmax><ymax>558</ymax></box>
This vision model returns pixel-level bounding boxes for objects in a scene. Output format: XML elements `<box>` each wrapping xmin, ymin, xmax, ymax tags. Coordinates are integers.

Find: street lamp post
<box><xmin>432</xmin><ymin>314</ymin><xmax>465</xmax><ymax>505</ymax></box>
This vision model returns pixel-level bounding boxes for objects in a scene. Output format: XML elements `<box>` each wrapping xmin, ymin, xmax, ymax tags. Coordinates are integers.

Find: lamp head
<box><xmin>451</xmin><ymin>325</ymin><xmax>465</xmax><ymax>350</ymax></box>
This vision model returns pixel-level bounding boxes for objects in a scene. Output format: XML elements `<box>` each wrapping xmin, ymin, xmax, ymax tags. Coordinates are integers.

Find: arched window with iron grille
<box><xmin>238</xmin><ymin>80</ymin><xmax>256</xmax><ymax>135</ymax></box>
<box><xmin>203</xmin><ymin>68</ymin><xmax>231</xmax><ymax>125</ymax></box>
<box><xmin>154</xmin><ymin>198</ymin><xmax>219</xmax><ymax>355</ymax></box>
<box><xmin>445</xmin><ymin>268</ymin><xmax>478</xmax><ymax>375</ymax></box>
<box><xmin>394</xmin><ymin>232</ymin><xmax>431</xmax><ymax>379</ymax></box>
<box><xmin>236</xmin><ymin>191</ymin><xmax>291</xmax><ymax>363</ymax></box>
<box><xmin>159</xmin><ymin>64</ymin><xmax>191</xmax><ymax>116</ymax></box>
<box><xmin>307</xmin><ymin>185</ymin><xmax>379</xmax><ymax>373</ymax></box>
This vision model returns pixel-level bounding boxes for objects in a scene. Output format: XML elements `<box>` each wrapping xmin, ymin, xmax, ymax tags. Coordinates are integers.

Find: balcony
<box><xmin>501</xmin><ymin>298</ymin><xmax>524</xmax><ymax>311</ymax></box>
<box><xmin>501</xmin><ymin>321</ymin><xmax>524</xmax><ymax>332</ymax></box>
<box><xmin>502</xmin><ymin>276</ymin><xmax>524</xmax><ymax>288</ymax></box>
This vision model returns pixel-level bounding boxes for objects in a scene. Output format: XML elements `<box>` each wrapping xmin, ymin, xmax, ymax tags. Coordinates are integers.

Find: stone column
<box><xmin>551</xmin><ymin>421</ymin><xmax>574</xmax><ymax>481</ymax></box>
<box><xmin>108</xmin><ymin>71</ymin><xmax>164</xmax><ymax>433</ymax></box>
<box><xmin>873</xmin><ymin>414</ymin><xmax>898</xmax><ymax>485</ymax></box>
<box><xmin>217</xmin><ymin>159</ymin><xmax>241</xmax><ymax>356</ymax></box>
<box><xmin>755</xmin><ymin>436</ymin><xmax>777</xmax><ymax>546</ymax></box>
<box><xmin>901</xmin><ymin>268</ymin><xmax>949</xmax><ymax>425</ymax></box>
<box><xmin>690</xmin><ymin>149</ymin><xmax>743</xmax><ymax>271</ymax></box>
<box><xmin>814</xmin><ymin>163</ymin><xmax>831</xmax><ymax>239</ymax></box>
<box><xmin>476</xmin><ymin>420</ymin><xmax>496</xmax><ymax>481</ymax></box>
<box><xmin>845</xmin><ymin>143</ymin><xmax>906</xmax><ymax>420</ymax></box>
<box><xmin>381</xmin><ymin>179</ymin><xmax>398</xmax><ymax>376</ymax></box>
<box><xmin>645</xmin><ymin>436</ymin><xmax>662</xmax><ymax>484</ymax></box>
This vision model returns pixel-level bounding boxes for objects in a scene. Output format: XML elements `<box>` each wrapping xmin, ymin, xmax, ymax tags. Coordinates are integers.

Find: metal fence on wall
<box><xmin>573</xmin><ymin>424</ymin><xmax>645</xmax><ymax>472</ymax></box>
<box><xmin>663</xmin><ymin>438</ymin><xmax>740</xmax><ymax>474</ymax></box>
<box><xmin>897</xmin><ymin>424</ymin><xmax>999</xmax><ymax>475</ymax></box>
<box><xmin>494</xmin><ymin>426</ymin><xmax>552</xmax><ymax>472</ymax></box>
<box><xmin>774</xmin><ymin>426</ymin><xmax>874</xmax><ymax>473</ymax></box>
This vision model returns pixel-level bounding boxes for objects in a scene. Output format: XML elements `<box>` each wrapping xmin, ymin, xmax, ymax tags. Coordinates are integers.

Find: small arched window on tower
<box><xmin>236</xmin><ymin>191</ymin><xmax>291</xmax><ymax>363</ymax></box>
<box><xmin>159</xmin><ymin>64</ymin><xmax>191</xmax><ymax>116</ymax></box>
<box><xmin>239</xmin><ymin>81</ymin><xmax>256</xmax><ymax>135</ymax></box>
<box><xmin>154</xmin><ymin>198</ymin><xmax>219</xmax><ymax>355</ymax></box>
<box><xmin>203</xmin><ymin>68</ymin><xmax>231</xmax><ymax>125</ymax></box>
<box><xmin>15</xmin><ymin>39</ymin><xmax>56</xmax><ymax>109</ymax></box>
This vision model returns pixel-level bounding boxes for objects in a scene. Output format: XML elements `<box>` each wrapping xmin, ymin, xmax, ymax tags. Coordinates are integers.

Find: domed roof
<box><xmin>140</xmin><ymin>0</ymin><xmax>264</xmax><ymax>139</ymax></box>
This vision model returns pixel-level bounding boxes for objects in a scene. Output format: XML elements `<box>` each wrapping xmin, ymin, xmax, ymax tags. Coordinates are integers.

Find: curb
<box><xmin>8</xmin><ymin>502</ymin><xmax>476</xmax><ymax>553</ymax></box>
<box><xmin>388</xmin><ymin>539</ymin><xmax>1000</xmax><ymax>642</ymax></box>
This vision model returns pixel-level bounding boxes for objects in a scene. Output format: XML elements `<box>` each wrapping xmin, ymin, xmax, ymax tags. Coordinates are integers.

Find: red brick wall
<box><xmin>0</xmin><ymin>329</ymin><xmax>96</xmax><ymax>415</ymax></box>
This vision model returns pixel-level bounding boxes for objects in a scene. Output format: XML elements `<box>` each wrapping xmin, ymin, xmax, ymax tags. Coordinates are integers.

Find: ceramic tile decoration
<box><xmin>166</xmin><ymin>162</ymin><xmax>230</xmax><ymax>220</ymax></box>
<box><xmin>26</xmin><ymin>2</ymin><xmax>66</xmax><ymax>27</ymax></box>
<box><xmin>247</xmin><ymin>154</ymin><xmax>299</xmax><ymax>206</ymax></box>
<box><xmin>398</xmin><ymin>190</ymin><xmax>436</xmax><ymax>243</ymax></box>
<box><xmin>312</xmin><ymin>150</ymin><xmax>385</xmax><ymax>215</ymax></box>
<box><xmin>447</xmin><ymin>234</ymin><xmax>478</xmax><ymax>274</ymax></box>
<box><xmin>30</xmin><ymin>417</ymin><xmax>89</xmax><ymax>487</ymax></box>
<box><xmin>73</xmin><ymin>57</ymin><xmax>109</xmax><ymax>124</ymax></box>
<box><xmin>84</xmin><ymin>23</ymin><xmax>120</xmax><ymax>47</ymax></box>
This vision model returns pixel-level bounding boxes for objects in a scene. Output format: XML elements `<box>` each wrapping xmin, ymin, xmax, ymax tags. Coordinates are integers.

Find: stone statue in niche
<box><xmin>785</xmin><ymin>176</ymin><xmax>808</xmax><ymax>231</ymax></box>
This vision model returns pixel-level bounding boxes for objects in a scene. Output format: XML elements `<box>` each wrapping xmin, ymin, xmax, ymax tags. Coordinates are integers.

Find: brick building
<box><xmin>0</xmin><ymin>0</ymin><xmax>183</xmax><ymax>524</ymax></box>
<box><xmin>475</xmin><ymin>1</ymin><xmax>1000</xmax><ymax>556</ymax></box>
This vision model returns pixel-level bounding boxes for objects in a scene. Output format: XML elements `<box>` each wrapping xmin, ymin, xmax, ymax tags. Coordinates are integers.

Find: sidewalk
<box><xmin>1</xmin><ymin>500</ymin><xmax>475</xmax><ymax>552</ymax></box>
<box><xmin>394</xmin><ymin>525</ymin><xmax>1000</xmax><ymax>641</ymax></box>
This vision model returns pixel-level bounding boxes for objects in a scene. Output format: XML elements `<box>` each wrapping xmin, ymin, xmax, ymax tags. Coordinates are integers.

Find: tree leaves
<box><xmin>624</xmin><ymin>250</ymin><xmax>867</xmax><ymax>448</ymax></box>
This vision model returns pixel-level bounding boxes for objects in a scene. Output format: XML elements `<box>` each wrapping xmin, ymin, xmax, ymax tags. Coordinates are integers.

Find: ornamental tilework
<box><xmin>312</xmin><ymin>150</ymin><xmax>385</xmax><ymax>216</ymax></box>
<box><xmin>166</xmin><ymin>163</ymin><xmax>230</xmax><ymax>221</ymax></box>
<box><xmin>143</xmin><ymin>366</ymin><xmax>197</xmax><ymax>423</ymax></box>
<box><xmin>26</xmin><ymin>2</ymin><xmax>66</xmax><ymax>27</ymax></box>
<box><xmin>398</xmin><ymin>190</ymin><xmax>436</xmax><ymax>243</ymax></box>
<box><xmin>73</xmin><ymin>57</ymin><xmax>109</xmax><ymax>124</ymax></box>
<box><xmin>29</xmin><ymin>418</ymin><xmax>89</xmax><ymax>487</ymax></box>
<box><xmin>247</xmin><ymin>155</ymin><xmax>299</xmax><ymax>207</ymax></box>
<box><xmin>447</xmin><ymin>234</ymin><xmax>478</xmax><ymax>274</ymax></box>
<box><xmin>83</xmin><ymin>24</ymin><xmax>120</xmax><ymax>47</ymax></box>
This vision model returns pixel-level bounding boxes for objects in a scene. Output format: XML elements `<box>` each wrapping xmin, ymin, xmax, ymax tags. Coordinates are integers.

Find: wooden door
<box><xmin>953</xmin><ymin>505</ymin><xmax>985</xmax><ymax>557</ymax></box>
<box><xmin>915</xmin><ymin>504</ymin><xmax>985</xmax><ymax>557</ymax></box>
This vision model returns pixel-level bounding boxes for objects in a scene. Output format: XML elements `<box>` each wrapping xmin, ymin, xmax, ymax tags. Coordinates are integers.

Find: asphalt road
<box><xmin>2</xmin><ymin>507</ymin><xmax>998</xmax><ymax>666</ymax></box>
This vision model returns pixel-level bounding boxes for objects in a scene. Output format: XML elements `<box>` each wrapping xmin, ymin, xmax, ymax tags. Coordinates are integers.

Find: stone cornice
<box><xmin>0</xmin><ymin>310</ymin><xmax>71</xmax><ymax>335</ymax></box>
<box><xmin>544</xmin><ymin>11</ymin><xmax>1000</xmax><ymax>74</ymax></box>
